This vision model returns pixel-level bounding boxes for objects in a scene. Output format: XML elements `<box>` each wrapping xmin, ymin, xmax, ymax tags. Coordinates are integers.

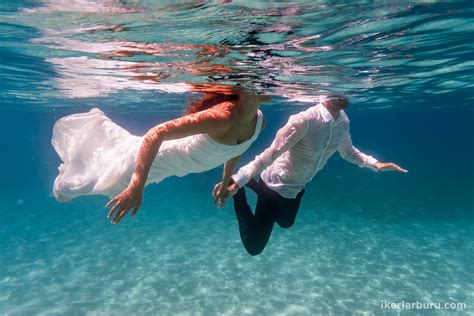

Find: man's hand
<box><xmin>374</xmin><ymin>162</ymin><xmax>408</xmax><ymax>173</ymax></box>
<box><xmin>106</xmin><ymin>184</ymin><xmax>144</xmax><ymax>224</ymax></box>
<box><xmin>213</xmin><ymin>182</ymin><xmax>240</xmax><ymax>208</ymax></box>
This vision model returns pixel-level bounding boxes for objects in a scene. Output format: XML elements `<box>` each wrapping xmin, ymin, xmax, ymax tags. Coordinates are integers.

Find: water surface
<box><xmin>0</xmin><ymin>1</ymin><xmax>473</xmax><ymax>315</ymax></box>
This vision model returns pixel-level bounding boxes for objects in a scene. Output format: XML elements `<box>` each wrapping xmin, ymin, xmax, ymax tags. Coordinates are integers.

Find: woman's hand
<box><xmin>213</xmin><ymin>182</ymin><xmax>226</xmax><ymax>208</ymax></box>
<box><xmin>213</xmin><ymin>182</ymin><xmax>240</xmax><ymax>208</ymax></box>
<box><xmin>106</xmin><ymin>184</ymin><xmax>144</xmax><ymax>224</ymax></box>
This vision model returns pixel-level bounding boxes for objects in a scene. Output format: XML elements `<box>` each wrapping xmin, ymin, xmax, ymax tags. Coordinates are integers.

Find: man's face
<box><xmin>331</xmin><ymin>96</ymin><xmax>349</xmax><ymax>111</ymax></box>
<box><xmin>337</xmin><ymin>96</ymin><xmax>349</xmax><ymax>110</ymax></box>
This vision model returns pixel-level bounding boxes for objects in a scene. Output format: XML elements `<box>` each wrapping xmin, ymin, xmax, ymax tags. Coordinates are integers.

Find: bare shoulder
<box><xmin>210</xmin><ymin>101</ymin><xmax>237</xmax><ymax>119</ymax></box>
<box><xmin>214</xmin><ymin>101</ymin><xmax>237</xmax><ymax>111</ymax></box>
<box><xmin>188</xmin><ymin>102</ymin><xmax>235</xmax><ymax>133</ymax></box>
<box><xmin>163</xmin><ymin>102</ymin><xmax>234</xmax><ymax>130</ymax></box>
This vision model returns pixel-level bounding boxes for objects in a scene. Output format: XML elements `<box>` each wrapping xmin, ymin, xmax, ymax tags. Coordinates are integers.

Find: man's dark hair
<box><xmin>327</xmin><ymin>94</ymin><xmax>349</xmax><ymax>108</ymax></box>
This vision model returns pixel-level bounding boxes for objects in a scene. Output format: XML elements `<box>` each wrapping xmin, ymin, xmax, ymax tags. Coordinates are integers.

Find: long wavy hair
<box><xmin>185</xmin><ymin>92</ymin><xmax>240</xmax><ymax>115</ymax></box>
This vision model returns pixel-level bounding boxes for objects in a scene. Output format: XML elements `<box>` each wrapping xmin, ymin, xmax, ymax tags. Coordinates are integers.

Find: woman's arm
<box><xmin>132</xmin><ymin>106</ymin><xmax>232</xmax><ymax>188</ymax></box>
<box><xmin>222</xmin><ymin>155</ymin><xmax>240</xmax><ymax>187</ymax></box>
<box><xmin>106</xmin><ymin>106</ymin><xmax>233</xmax><ymax>224</ymax></box>
<box><xmin>214</xmin><ymin>155</ymin><xmax>240</xmax><ymax>207</ymax></box>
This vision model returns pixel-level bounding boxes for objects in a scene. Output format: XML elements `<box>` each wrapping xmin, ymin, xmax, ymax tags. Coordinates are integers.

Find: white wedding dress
<box><xmin>52</xmin><ymin>108</ymin><xmax>263</xmax><ymax>201</ymax></box>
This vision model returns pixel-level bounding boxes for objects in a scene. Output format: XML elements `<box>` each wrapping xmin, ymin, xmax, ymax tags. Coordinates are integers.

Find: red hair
<box><xmin>185</xmin><ymin>92</ymin><xmax>239</xmax><ymax>115</ymax></box>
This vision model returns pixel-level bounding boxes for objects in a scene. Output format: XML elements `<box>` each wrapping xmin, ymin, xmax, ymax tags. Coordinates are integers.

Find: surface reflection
<box><xmin>7</xmin><ymin>0</ymin><xmax>471</xmax><ymax>108</ymax></box>
<box><xmin>22</xmin><ymin>0</ymin><xmax>143</xmax><ymax>13</ymax></box>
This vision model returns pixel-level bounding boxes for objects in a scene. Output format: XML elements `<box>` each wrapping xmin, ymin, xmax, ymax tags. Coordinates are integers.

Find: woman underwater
<box><xmin>52</xmin><ymin>84</ymin><xmax>270</xmax><ymax>224</ymax></box>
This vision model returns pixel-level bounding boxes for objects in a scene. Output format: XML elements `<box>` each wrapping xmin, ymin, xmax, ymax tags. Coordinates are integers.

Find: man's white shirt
<box><xmin>232</xmin><ymin>103</ymin><xmax>379</xmax><ymax>198</ymax></box>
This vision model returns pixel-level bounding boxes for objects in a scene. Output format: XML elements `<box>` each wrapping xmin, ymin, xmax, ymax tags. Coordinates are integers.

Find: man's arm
<box><xmin>338</xmin><ymin>132</ymin><xmax>407</xmax><ymax>173</ymax></box>
<box><xmin>338</xmin><ymin>132</ymin><xmax>379</xmax><ymax>171</ymax></box>
<box><xmin>232</xmin><ymin>111</ymin><xmax>310</xmax><ymax>188</ymax></box>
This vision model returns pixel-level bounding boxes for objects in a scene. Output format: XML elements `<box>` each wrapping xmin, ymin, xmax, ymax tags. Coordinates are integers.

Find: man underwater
<box><xmin>214</xmin><ymin>95</ymin><xmax>407</xmax><ymax>255</ymax></box>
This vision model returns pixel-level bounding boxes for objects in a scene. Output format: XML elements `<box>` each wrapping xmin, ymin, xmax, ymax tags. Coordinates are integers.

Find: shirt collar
<box><xmin>317</xmin><ymin>103</ymin><xmax>334</xmax><ymax>123</ymax></box>
<box><xmin>316</xmin><ymin>103</ymin><xmax>349</xmax><ymax>124</ymax></box>
<box><xmin>339</xmin><ymin>110</ymin><xmax>349</xmax><ymax>123</ymax></box>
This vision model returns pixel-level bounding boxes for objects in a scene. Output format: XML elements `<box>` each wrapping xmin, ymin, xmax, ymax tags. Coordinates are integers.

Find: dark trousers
<box><xmin>232</xmin><ymin>177</ymin><xmax>305</xmax><ymax>256</ymax></box>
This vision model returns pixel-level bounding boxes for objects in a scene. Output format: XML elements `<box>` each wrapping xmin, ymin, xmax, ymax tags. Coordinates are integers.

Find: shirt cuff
<box><xmin>364</xmin><ymin>155</ymin><xmax>379</xmax><ymax>171</ymax></box>
<box><xmin>232</xmin><ymin>172</ymin><xmax>251</xmax><ymax>189</ymax></box>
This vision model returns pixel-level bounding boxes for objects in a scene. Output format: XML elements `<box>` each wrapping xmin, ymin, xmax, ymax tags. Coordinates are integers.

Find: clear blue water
<box><xmin>0</xmin><ymin>1</ymin><xmax>473</xmax><ymax>315</ymax></box>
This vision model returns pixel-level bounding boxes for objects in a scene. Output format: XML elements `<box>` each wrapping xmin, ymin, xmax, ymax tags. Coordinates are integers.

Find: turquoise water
<box><xmin>1</xmin><ymin>1</ymin><xmax>473</xmax><ymax>315</ymax></box>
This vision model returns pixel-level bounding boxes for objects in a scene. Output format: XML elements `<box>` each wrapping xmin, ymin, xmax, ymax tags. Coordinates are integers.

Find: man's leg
<box><xmin>245</xmin><ymin>177</ymin><xmax>260</xmax><ymax>195</ymax></box>
<box><xmin>233</xmin><ymin>181</ymin><xmax>275</xmax><ymax>256</ymax></box>
<box><xmin>274</xmin><ymin>189</ymin><xmax>305</xmax><ymax>229</ymax></box>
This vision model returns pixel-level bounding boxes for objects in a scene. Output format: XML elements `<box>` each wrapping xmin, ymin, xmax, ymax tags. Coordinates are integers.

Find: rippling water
<box><xmin>1</xmin><ymin>0</ymin><xmax>473</xmax><ymax>110</ymax></box>
<box><xmin>1</xmin><ymin>1</ymin><xmax>473</xmax><ymax>315</ymax></box>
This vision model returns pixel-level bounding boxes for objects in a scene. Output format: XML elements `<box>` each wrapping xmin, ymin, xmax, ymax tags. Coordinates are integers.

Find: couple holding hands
<box><xmin>52</xmin><ymin>85</ymin><xmax>406</xmax><ymax>255</ymax></box>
